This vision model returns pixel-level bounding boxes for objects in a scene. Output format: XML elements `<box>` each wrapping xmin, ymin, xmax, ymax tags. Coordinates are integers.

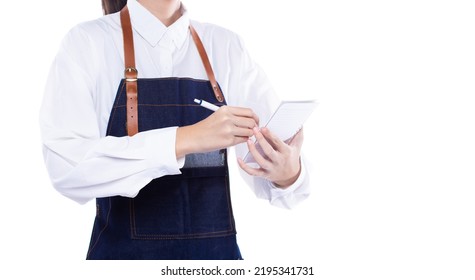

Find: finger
<box><xmin>247</xmin><ymin>138</ymin><xmax>273</xmax><ymax>170</ymax></box>
<box><xmin>232</xmin><ymin>136</ymin><xmax>251</xmax><ymax>145</ymax></box>
<box><xmin>252</xmin><ymin>127</ymin><xmax>279</xmax><ymax>162</ymax></box>
<box><xmin>288</xmin><ymin>128</ymin><xmax>304</xmax><ymax>148</ymax></box>
<box><xmin>237</xmin><ymin>157</ymin><xmax>267</xmax><ymax>178</ymax></box>
<box><xmin>251</xmin><ymin>111</ymin><xmax>260</xmax><ymax>126</ymax></box>
<box><xmin>260</xmin><ymin>127</ymin><xmax>286</xmax><ymax>153</ymax></box>
<box><xmin>233</xmin><ymin>116</ymin><xmax>258</xmax><ymax>129</ymax></box>
<box><xmin>232</xmin><ymin>126</ymin><xmax>254</xmax><ymax>138</ymax></box>
<box><xmin>227</xmin><ymin>107</ymin><xmax>260</xmax><ymax>126</ymax></box>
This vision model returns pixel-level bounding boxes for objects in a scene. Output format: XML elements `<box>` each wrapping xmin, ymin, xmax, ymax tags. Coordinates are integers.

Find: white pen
<box><xmin>194</xmin><ymin>98</ymin><xmax>220</xmax><ymax>111</ymax></box>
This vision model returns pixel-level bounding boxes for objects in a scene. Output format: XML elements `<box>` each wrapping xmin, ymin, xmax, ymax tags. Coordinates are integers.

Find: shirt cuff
<box><xmin>177</xmin><ymin>156</ymin><xmax>186</xmax><ymax>168</ymax></box>
<box><xmin>138</xmin><ymin>127</ymin><xmax>183</xmax><ymax>176</ymax></box>
<box><xmin>267</xmin><ymin>160</ymin><xmax>307</xmax><ymax>197</ymax></box>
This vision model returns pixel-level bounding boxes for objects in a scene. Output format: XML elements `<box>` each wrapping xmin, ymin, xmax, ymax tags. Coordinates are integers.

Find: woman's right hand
<box><xmin>175</xmin><ymin>106</ymin><xmax>259</xmax><ymax>158</ymax></box>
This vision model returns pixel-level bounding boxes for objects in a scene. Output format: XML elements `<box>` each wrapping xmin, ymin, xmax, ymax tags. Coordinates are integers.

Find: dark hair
<box><xmin>102</xmin><ymin>0</ymin><xmax>127</xmax><ymax>15</ymax></box>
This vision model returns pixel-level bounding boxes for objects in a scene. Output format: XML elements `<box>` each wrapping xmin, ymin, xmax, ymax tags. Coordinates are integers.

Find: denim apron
<box><xmin>86</xmin><ymin>7</ymin><xmax>241</xmax><ymax>260</ymax></box>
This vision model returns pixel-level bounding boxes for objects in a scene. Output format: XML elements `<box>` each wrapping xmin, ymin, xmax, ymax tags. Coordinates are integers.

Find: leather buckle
<box><xmin>124</xmin><ymin>67</ymin><xmax>138</xmax><ymax>82</ymax></box>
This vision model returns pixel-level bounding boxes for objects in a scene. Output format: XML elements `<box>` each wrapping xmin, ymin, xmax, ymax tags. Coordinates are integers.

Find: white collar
<box><xmin>127</xmin><ymin>0</ymin><xmax>190</xmax><ymax>49</ymax></box>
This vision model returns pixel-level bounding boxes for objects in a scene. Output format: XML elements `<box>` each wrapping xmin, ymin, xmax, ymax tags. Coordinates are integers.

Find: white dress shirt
<box><xmin>39</xmin><ymin>0</ymin><xmax>310</xmax><ymax>208</ymax></box>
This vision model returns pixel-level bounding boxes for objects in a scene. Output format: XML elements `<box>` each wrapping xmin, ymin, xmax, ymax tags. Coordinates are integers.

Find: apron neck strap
<box><xmin>119</xmin><ymin>5</ymin><xmax>225</xmax><ymax>103</ymax></box>
<box><xmin>120</xmin><ymin>6</ymin><xmax>139</xmax><ymax>136</ymax></box>
<box><xmin>120</xmin><ymin>6</ymin><xmax>136</xmax><ymax>75</ymax></box>
<box><xmin>189</xmin><ymin>25</ymin><xmax>224</xmax><ymax>102</ymax></box>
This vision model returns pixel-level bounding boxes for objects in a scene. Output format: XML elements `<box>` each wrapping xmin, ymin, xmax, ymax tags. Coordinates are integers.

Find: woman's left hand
<box><xmin>238</xmin><ymin>127</ymin><xmax>304</xmax><ymax>188</ymax></box>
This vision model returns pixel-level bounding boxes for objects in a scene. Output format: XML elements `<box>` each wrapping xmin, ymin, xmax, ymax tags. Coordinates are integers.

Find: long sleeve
<box><xmin>40</xmin><ymin>26</ymin><xmax>184</xmax><ymax>204</ymax></box>
<box><xmin>40</xmin><ymin>9</ymin><xmax>311</xmax><ymax>208</ymax></box>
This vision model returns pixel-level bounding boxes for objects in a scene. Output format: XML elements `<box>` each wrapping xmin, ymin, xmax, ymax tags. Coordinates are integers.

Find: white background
<box><xmin>1</xmin><ymin>0</ymin><xmax>474</xmax><ymax>279</ymax></box>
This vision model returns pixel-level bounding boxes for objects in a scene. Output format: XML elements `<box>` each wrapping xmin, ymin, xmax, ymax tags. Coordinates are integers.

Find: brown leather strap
<box><xmin>189</xmin><ymin>25</ymin><xmax>225</xmax><ymax>102</ymax></box>
<box><xmin>119</xmin><ymin>6</ymin><xmax>225</xmax><ymax>137</ymax></box>
<box><xmin>120</xmin><ymin>6</ymin><xmax>139</xmax><ymax>136</ymax></box>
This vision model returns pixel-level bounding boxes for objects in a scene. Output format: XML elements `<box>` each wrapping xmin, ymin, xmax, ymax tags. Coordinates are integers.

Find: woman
<box><xmin>40</xmin><ymin>0</ymin><xmax>310</xmax><ymax>259</ymax></box>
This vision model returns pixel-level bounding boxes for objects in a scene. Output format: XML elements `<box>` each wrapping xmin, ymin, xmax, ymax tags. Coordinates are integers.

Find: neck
<box><xmin>137</xmin><ymin>0</ymin><xmax>182</xmax><ymax>27</ymax></box>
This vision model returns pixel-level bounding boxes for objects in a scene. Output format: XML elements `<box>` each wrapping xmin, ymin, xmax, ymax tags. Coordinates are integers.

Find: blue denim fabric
<box><xmin>86</xmin><ymin>78</ymin><xmax>241</xmax><ymax>260</ymax></box>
